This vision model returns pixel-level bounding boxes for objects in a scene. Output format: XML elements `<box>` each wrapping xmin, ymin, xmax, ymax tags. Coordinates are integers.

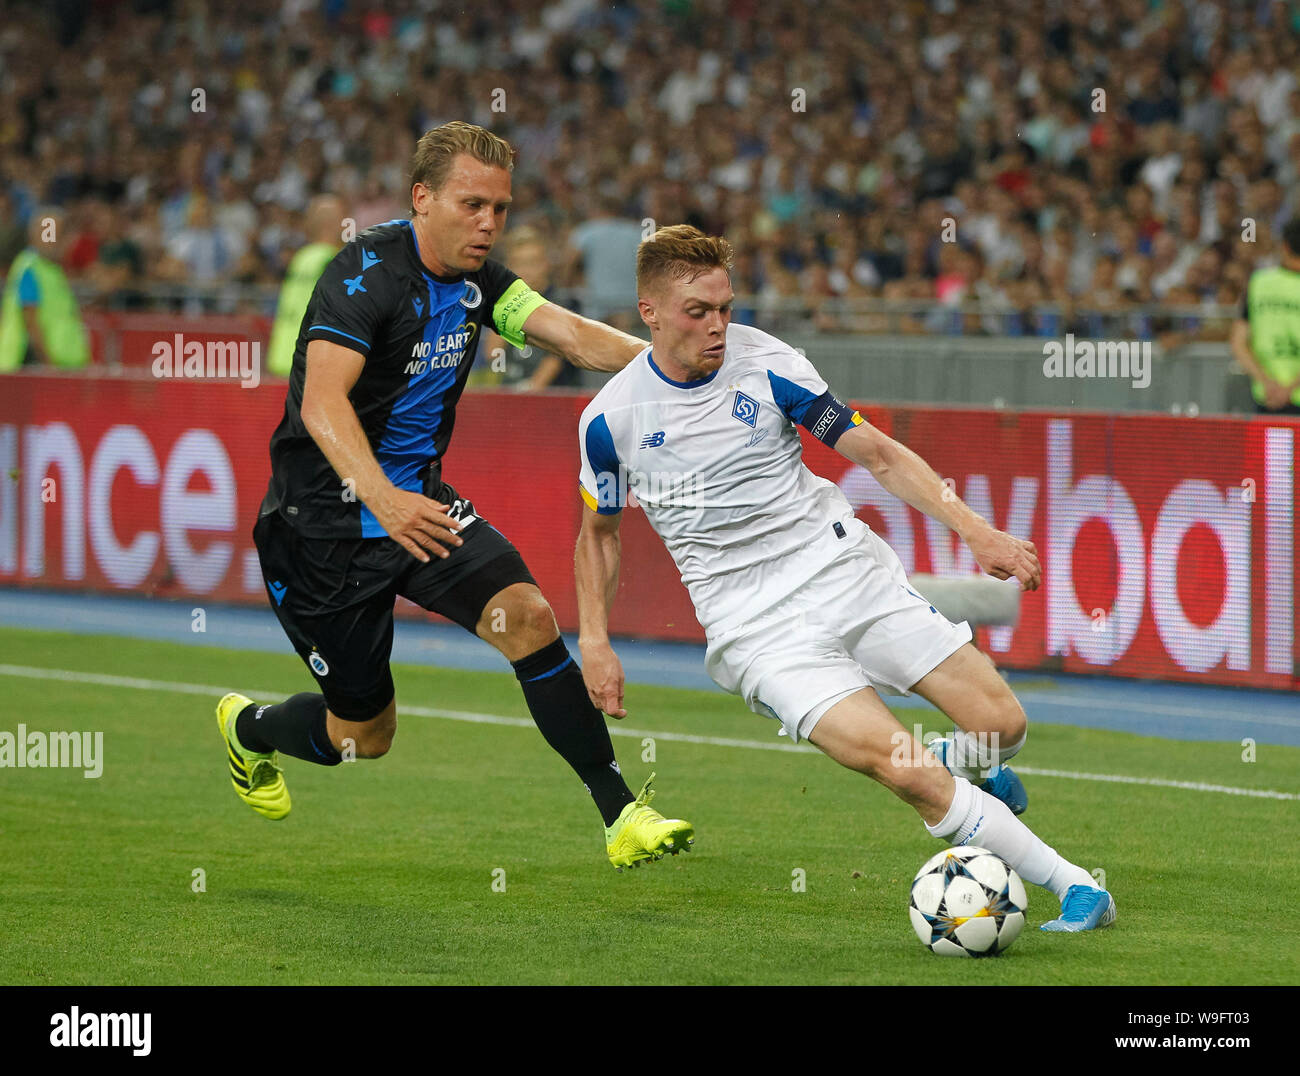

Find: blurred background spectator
<box><xmin>266</xmin><ymin>193</ymin><xmax>345</xmax><ymax>376</ymax></box>
<box><xmin>566</xmin><ymin>195</ymin><xmax>644</xmax><ymax>332</ymax></box>
<box><xmin>479</xmin><ymin>225</ymin><xmax>583</xmax><ymax>391</ymax></box>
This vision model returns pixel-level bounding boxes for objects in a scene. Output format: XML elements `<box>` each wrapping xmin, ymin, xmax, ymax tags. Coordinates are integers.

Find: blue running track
<box><xmin>2</xmin><ymin>590</ymin><xmax>1297</xmax><ymax>747</ymax></box>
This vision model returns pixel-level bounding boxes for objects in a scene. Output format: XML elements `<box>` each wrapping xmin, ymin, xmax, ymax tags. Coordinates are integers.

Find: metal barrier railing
<box><xmin>26</xmin><ymin>279</ymin><xmax>1241</xmax><ymax>342</ymax></box>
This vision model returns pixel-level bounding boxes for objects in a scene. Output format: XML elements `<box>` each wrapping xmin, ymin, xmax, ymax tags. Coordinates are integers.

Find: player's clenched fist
<box><xmin>580</xmin><ymin>642</ymin><xmax>627</xmax><ymax>718</ymax></box>
<box><xmin>967</xmin><ymin>523</ymin><xmax>1042</xmax><ymax>591</ymax></box>
<box><xmin>372</xmin><ymin>487</ymin><xmax>465</xmax><ymax>563</ymax></box>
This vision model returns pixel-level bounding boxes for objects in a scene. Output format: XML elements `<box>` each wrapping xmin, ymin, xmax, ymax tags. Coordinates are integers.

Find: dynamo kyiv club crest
<box><xmin>732</xmin><ymin>391</ymin><xmax>759</xmax><ymax>427</ymax></box>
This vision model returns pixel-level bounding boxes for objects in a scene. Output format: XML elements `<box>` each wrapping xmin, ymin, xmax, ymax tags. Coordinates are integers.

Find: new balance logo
<box><xmin>640</xmin><ymin>431</ymin><xmax>666</xmax><ymax>449</ymax></box>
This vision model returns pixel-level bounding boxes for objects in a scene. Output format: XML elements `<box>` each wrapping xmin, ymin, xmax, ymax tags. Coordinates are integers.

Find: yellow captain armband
<box><xmin>493</xmin><ymin>279</ymin><xmax>549</xmax><ymax>348</ymax></box>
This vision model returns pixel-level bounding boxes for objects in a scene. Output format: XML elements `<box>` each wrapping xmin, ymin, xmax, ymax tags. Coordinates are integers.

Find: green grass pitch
<box><xmin>0</xmin><ymin>625</ymin><xmax>1295</xmax><ymax>985</ymax></box>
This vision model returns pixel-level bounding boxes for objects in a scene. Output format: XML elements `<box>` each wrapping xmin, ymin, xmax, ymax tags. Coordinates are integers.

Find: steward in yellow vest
<box><xmin>0</xmin><ymin>213</ymin><xmax>90</xmax><ymax>371</ymax></box>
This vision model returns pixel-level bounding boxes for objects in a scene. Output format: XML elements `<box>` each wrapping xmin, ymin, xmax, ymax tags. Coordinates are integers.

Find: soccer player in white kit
<box><xmin>573</xmin><ymin>226</ymin><xmax>1116</xmax><ymax>933</ymax></box>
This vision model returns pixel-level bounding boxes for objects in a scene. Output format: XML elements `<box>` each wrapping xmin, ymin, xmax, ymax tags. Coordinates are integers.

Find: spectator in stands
<box><xmin>482</xmin><ymin>227</ymin><xmax>582</xmax><ymax>392</ymax></box>
<box><xmin>7</xmin><ymin>0</ymin><xmax>1300</xmax><ymax>355</ymax></box>
<box><xmin>158</xmin><ymin>196</ymin><xmax>236</xmax><ymax>286</ymax></box>
<box><xmin>0</xmin><ymin>189</ymin><xmax>26</xmax><ymax>268</ymax></box>
<box><xmin>86</xmin><ymin>201</ymin><xmax>146</xmax><ymax>310</ymax></box>
<box><xmin>0</xmin><ymin>209</ymin><xmax>90</xmax><ymax>371</ymax></box>
<box><xmin>566</xmin><ymin>194</ymin><xmax>643</xmax><ymax>329</ymax></box>
<box><xmin>266</xmin><ymin>194</ymin><xmax>345</xmax><ymax>378</ymax></box>
<box><xmin>62</xmin><ymin>198</ymin><xmax>107</xmax><ymax>278</ymax></box>
<box><xmin>214</xmin><ymin>175</ymin><xmax>259</xmax><ymax>265</ymax></box>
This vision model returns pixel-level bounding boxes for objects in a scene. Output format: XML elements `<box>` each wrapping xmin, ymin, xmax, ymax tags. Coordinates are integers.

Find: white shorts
<box><xmin>703</xmin><ymin>523</ymin><xmax>973</xmax><ymax>743</ymax></box>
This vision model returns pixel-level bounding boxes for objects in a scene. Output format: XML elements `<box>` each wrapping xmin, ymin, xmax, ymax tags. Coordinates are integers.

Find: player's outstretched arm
<box><xmin>574</xmin><ymin>502</ymin><xmax>628</xmax><ymax>717</ymax></box>
<box><xmin>520</xmin><ymin>302</ymin><xmax>645</xmax><ymax>373</ymax></box>
<box><xmin>300</xmin><ymin>339</ymin><xmax>465</xmax><ymax>563</ymax></box>
<box><xmin>834</xmin><ymin>421</ymin><xmax>1042</xmax><ymax>591</ymax></box>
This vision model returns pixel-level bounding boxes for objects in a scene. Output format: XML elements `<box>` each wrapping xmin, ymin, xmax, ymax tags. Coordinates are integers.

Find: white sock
<box><xmin>943</xmin><ymin>729</ymin><xmax>1025</xmax><ymax>783</ymax></box>
<box><xmin>925</xmin><ymin>776</ymin><xmax>1098</xmax><ymax>900</ymax></box>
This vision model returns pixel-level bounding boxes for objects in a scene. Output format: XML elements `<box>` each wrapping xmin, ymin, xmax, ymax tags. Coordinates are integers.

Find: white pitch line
<box><xmin>1020</xmin><ymin>692</ymin><xmax>1300</xmax><ymax>729</ymax></box>
<box><xmin>1013</xmin><ymin>766</ymin><xmax>1298</xmax><ymax>801</ymax></box>
<box><xmin>0</xmin><ymin>663</ymin><xmax>1296</xmax><ymax>801</ymax></box>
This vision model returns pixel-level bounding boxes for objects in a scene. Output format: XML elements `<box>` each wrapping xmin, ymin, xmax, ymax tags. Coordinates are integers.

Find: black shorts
<box><xmin>253</xmin><ymin>481</ymin><xmax>537</xmax><ymax>721</ymax></box>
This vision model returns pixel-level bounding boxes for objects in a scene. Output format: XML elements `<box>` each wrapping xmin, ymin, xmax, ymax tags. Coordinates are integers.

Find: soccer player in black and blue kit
<box><xmin>215</xmin><ymin>122</ymin><xmax>693</xmax><ymax>870</ymax></box>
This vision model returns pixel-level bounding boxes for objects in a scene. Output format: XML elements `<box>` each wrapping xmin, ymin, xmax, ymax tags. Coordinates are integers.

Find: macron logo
<box><xmin>50</xmin><ymin>1007</ymin><xmax>151</xmax><ymax>1056</ymax></box>
<box><xmin>268</xmin><ymin>581</ymin><xmax>287</xmax><ymax>605</ymax></box>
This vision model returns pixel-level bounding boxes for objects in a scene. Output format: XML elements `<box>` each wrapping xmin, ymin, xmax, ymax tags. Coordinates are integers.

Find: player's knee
<box><xmin>513</xmin><ymin>594</ymin><xmax>559</xmax><ymax>644</ymax></box>
<box><xmin>975</xmin><ymin>678</ymin><xmax>1027</xmax><ymax>750</ymax></box>
<box><xmin>994</xmin><ymin>694</ymin><xmax>1027</xmax><ymax>753</ymax></box>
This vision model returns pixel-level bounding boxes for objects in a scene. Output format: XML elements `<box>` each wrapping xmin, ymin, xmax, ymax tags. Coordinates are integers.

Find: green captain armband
<box><xmin>493</xmin><ymin>279</ymin><xmax>550</xmax><ymax>348</ymax></box>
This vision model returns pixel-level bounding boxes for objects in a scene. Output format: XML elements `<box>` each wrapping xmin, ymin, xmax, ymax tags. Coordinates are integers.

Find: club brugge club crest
<box><xmin>461</xmin><ymin>281</ymin><xmax>483</xmax><ymax>309</ymax></box>
<box><xmin>732</xmin><ymin>391</ymin><xmax>759</xmax><ymax>427</ymax></box>
<box><xmin>309</xmin><ymin>651</ymin><xmax>330</xmax><ymax>676</ymax></box>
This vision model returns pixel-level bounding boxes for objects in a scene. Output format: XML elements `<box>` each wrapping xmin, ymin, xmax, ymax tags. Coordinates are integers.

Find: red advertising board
<box><xmin>0</xmin><ymin>371</ymin><xmax>1296</xmax><ymax>690</ymax></box>
<box><xmin>80</xmin><ymin>312</ymin><xmax>272</xmax><ymax>369</ymax></box>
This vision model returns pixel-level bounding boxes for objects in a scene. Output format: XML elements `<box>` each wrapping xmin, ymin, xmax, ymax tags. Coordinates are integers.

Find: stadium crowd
<box><xmin>1</xmin><ymin>0</ymin><xmax>1297</xmax><ymax>342</ymax></box>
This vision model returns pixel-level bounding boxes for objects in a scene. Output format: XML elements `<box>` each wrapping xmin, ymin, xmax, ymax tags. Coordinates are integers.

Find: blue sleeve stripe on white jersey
<box><xmin>767</xmin><ymin>370</ymin><xmax>820</xmax><ymax>424</ymax></box>
<box><xmin>584</xmin><ymin>413</ymin><xmax>624</xmax><ymax>514</ymax></box>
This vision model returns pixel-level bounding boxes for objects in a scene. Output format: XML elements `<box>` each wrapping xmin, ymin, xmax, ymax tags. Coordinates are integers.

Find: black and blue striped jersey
<box><xmin>261</xmin><ymin>218</ymin><xmax>544</xmax><ymax>539</ymax></box>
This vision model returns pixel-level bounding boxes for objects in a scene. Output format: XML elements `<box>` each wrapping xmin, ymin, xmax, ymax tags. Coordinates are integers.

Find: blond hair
<box><xmin>636</xmin><ymin>224</ymin><xmax>735</xmax><ymax>294</ymax></box>
<box><xmin>409</xmin><ymin>121</ymin><xmax>514</xmax><ymax>206</ymax></box>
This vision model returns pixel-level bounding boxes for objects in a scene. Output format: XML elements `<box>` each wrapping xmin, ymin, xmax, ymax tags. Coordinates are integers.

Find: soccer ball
<box><xmin>909</xmin><ymin>846</ymin><xmax>1027</xmax><ymax>957</ymax></box>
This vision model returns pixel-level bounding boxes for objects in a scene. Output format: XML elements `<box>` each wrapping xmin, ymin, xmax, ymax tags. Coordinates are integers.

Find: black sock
<box><xmin>235</xmin><ymin>693</ymin><xmax>342</xmax><ymax>766</ymax></box>
<box><xmin>512</xmin><ymin>638</ymin><xmax>635</xmax><ymax>826</ymax></box>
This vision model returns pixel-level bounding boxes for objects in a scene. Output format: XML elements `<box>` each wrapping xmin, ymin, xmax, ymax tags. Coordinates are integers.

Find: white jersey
<box><xmin>578</xmin><ymin>322</ymin><xmax>867</xmax><ymax>637</ymax></box>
